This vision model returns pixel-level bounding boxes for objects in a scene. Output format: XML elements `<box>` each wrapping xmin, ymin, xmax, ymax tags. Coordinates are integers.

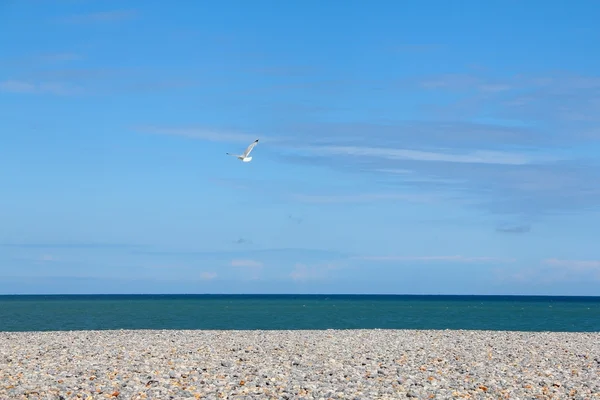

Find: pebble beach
<box><xmin>1</xmin><ymin>329</ymin><xmax>599</xmax><ymax>399</ymax></box>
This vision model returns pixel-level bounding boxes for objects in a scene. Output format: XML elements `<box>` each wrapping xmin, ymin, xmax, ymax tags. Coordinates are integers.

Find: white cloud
<box><xmin>136</xmin><ymin>125</ymin><xmax>549</xmax><ymax>166</ymax></box>
<box><xmin>301</xmin><ymin>145</ymin><xmax>554</xmax><ymax>166</ymax></box>
<box><xmin>133</xmin><ymin>68</ymin><xmax>600</xmax><ymax>218</ymax></box>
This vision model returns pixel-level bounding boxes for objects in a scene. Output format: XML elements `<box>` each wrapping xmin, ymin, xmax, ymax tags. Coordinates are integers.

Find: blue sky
<box><xmin>1</xmin><ymin>0</ymin><xmax>600</xmax><ymax>295</ymax></box>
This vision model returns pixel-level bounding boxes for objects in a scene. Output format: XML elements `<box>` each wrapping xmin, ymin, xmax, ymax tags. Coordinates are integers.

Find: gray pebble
<box><xmin>0</xmin><ymin>329</ymin><xmax>598</xmax><ymax>399</ymax></box>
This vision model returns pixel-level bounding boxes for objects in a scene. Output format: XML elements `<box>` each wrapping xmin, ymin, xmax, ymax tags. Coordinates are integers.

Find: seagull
<box><xmin>226</xmin><ymin>139</ymin><xmax>259</xmax><ymax>162</ymax></box>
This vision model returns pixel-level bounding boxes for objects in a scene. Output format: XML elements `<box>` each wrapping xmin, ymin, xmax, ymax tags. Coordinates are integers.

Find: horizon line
<box><xmin>1</xmin><ymin>293</ymin><xmax>599</xmax><ymax>298</ymax></box>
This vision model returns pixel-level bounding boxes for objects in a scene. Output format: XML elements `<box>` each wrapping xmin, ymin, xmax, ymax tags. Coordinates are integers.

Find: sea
<box><xmin>1</xmin><ymin>294</ymin><xmax>599</xmax><ymax>332</ymax></box>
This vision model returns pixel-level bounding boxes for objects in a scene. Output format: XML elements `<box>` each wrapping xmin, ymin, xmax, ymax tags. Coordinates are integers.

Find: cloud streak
<box><xmin>497</xmin><ymin>258</ymin><xmax>600</xmax><ymax>285</ymax></box>
<box><xmin>0</xmin><ymin>242</ymin><xmax>148</xmax><ymax>249</ymax></box>
<box><xmin>58</xmin><ymin>10</ymin><xmax>138</xmax><ymax>24</ymax></box>
<box><xmin>355</xmin><ymin>255</ymin><xmax>517</xmax><ymax>263</ymax></box>
<box><xmin>230</xmin><ymin>259</ymin><xmax>263</xmax><ymax>268</ymax></box>
<box><xmin>0</xmin><ymin>52</ymin><xmax>82</xmax><ymax>67</ymax></box>
<box><xmin>290</xmin><ymin>192</ymin><xmax>436</xmax><ymax>204</ymax></box>
<box><xmin>0</xmin><ymin>80</ymin><xmax>79</xmax><ymax>95</ymax></box>
<box><xmin>289</xmin><ymin>262</ymin><xmax>340</xmax><ymax>282</ymax></box>
<box><xmin>40</xmin><ymin>53</ymin><xmax>82</xmax><ymax>62</ymax></box>
<box><xmin>300</xmin><ymin>145</ymin><xmax>552</xmax><ymax>166</ymax></box>
<box><xmin>543</xmin><ymin>258</ymin><xmax>600</xmax><ymax>271</ymax></box>
<box><xmin>496</xmin><ymin>224</ymin><xmax>531</xmax><ymax>234</ymax></box>
<box><xmin>136</xmin><ymin>68</ymin><xmax>600</xmax><ymax>218</ymax></box>
<box><xmin>137</xmin><ymin>126</ymin><xmax>260</xmax><ymax>144</ymax></box>
<box><xmin>200</xmin><ymin>272</ymin><xmax>217</xmax><ymax>280</ymax></box>
<box><xmin>414</xmin><ymin>72</ymin><xmax>600</xmax><ymax>127</ymax></box>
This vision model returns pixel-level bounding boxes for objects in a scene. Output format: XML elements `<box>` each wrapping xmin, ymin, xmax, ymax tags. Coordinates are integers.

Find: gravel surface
<box><xmin>0</xmin><ymin>329</ymin><xmax>599</xmax><ymax>399</ymax></box>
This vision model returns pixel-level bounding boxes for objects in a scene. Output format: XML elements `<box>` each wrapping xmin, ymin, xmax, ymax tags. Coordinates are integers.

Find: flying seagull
<box><xmin>226</xmin><ymin>139</ymin><xmax>259</xmax><ymax>162</ymax></box>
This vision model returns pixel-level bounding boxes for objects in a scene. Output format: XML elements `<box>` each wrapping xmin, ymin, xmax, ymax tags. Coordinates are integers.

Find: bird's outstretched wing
<box><xmin>242</xmin><ymin>139</ymin><xmax>259</xmax><ymax>157</ymax></box>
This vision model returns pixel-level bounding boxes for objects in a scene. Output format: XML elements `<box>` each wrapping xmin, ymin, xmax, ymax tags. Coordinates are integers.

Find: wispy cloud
<box><xmin>230</xmin><ymin>259</ymin><xmax>263</xmax><ymax>268</ymax></box>
<box><xmin>496</xmin><ymin>224</ymin><xmax>531</xmax><ymax>234</ymax></box>
<box><xmin>133</xmin><ymin>247</ymin><xmax>348</xmax><ymax>260</ymax></box>
<box><xmin>39</xmin><ymin>254</ymin><xmax>57</xmax><ymax>262</ymax></box>
<box><xmin>1</xmin><ymin>71</ymin><xmax>197</xmax><ymax>97</ymax></box>
<box><xmin>0</xmin><ymin>52</ymin><xmax>82</xmax><ymax>67</ymax></box>
<box><xmin>275</xmin><ymin>120</ymin><xmax>552</xmax><ymax>149</ymax></box>
<box><xmin>289</xmin><ymin>262</ymin><xmax>340</xmax><ymax>282</ymax></box>
<box><xmin>0</xmin><ymin>80</ymin><xmax>36</xmax><ymax>93</ymax></box>
<box><xmin>59</xmin><ymin>10</ymin><xmax>138</xmax><ymax>24</ymax></box>
<box><xmin>388</xmin><ymin>44</ymin><xmax>441</xmax><ymax>53</ymax></box>
<box><xmin>229</xmin><ymin>259</ymin><xmax>263</xmax><ymax>281</ymax></box>
<box><xmin>0</xmin><ymin>242</ymin><xmax>147</xmax><ymax>249</ymax></box>
<box><xmin>135</xmin><ymin>126</ymin><xmax>263</xmax><ymax>144</ymax></box>
<box><xmin>200</xmin><ymin>272</ymin><xmax>217</xmax><ymax>280</ymax></box>
<box><xmin>135</xmin><ymin>121</ymin><xmax>554</xmax><ymax>166</ymax></box>
<box><xmin>251</xmin><ymin>65</ymin><xmax>318</xmax><ymax>77</ymax></box>
<box><xmin>125</xmin><ymin>80</ymin><xmax>198</xmax><ymax>93</ymax></box>
<box><xmin>542</xmin><ymin>259</ymin><xmax>600</xmax><ymax>283</ymax></box>
<box><xmin>496</xmin><ymin>258</ymin><xmax>600</xmax><ymax>285</ymax></box>
<box><xmin>417</xmin><ymin>73</ymin><xmax>512</xmax><ymax>93</ymax></box>
<box><xmin>290</xmin><ymin>263</ymin><xmax>318</xmax><ymax>281</ymax></box>
<box><xmin>543</xmin><ymin>258</ymin><xmax>600</xmax><ymax>271</ymax></box>
<box><xmin>414</xmin><ymin>72</ymin><xmax>600</xmax><ymax>125</ymax></box>
<box><xmin>300</xmin><ymin>145</ymin><xmax>551</xmax><ymax>165</ymax></box>
<box><xmin>135</xmin><ymin>69</ymin><xmax>600</xmax><ymax>218</ymax></box>
<box><xmin>356</xmin><ymin>255</ymin><xmax>517</xmax><ymax>263</ymax></box>
<box><xmin>290</xmin><ymin>192</ymin><xmax>436</xmax><ymax>204</ymax></box>
<box><xmin>0</xmin><ymin>80</ymin><xmax>79</xmax><ymax>95</ymax></box>
<box><xmin>38</xmin><ymin>53</ymin><xmax>82</xmax><ymax>63</ymax></box>
<box><xmin>21</xmin><ymin>67</ymin><xmax>127</xmax><ymax>82</ymax></box>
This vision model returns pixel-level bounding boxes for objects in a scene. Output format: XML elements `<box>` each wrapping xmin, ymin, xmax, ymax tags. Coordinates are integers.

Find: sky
<box><xmin>1</xmin><ymin>0</ymin><xmax>600</xmax><ymax>295</ymax></box>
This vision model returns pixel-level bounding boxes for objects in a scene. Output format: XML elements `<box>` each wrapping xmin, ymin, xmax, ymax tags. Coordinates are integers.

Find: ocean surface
<box><xmin>1</xmin><ymin>294</ymin><xmax>599</xmax><ymax>332</ymax></box>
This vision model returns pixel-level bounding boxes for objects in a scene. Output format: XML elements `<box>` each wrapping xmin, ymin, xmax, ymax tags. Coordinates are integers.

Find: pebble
<box><xmin>0</xmin><ymin>329</ymin><xmax>599</xmax><ymax>399</ymax></box>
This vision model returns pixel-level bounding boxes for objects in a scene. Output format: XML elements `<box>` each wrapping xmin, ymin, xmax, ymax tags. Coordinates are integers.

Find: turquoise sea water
<box><xmin>1</xmin><ymin>294</ymin><xmax>599</xmax><ymax>332</ymax></box>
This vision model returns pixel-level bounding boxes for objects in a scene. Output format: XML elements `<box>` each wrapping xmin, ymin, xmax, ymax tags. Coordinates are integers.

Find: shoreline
<box><xmin>3</xmin><ymin>327</ymin><xmax>600</xmax><ymax>333</ymax></box>
<box><xmin>2</xmin><ymin>329</ymin><xmax>599</xmax><ymax>399</ymax></box>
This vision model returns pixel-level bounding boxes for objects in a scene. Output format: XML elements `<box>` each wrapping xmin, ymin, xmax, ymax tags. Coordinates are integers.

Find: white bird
<box><xmin>226</xmin><ymin>139</ymin><xmax>259</xmax><ymax>162</ymax></box>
